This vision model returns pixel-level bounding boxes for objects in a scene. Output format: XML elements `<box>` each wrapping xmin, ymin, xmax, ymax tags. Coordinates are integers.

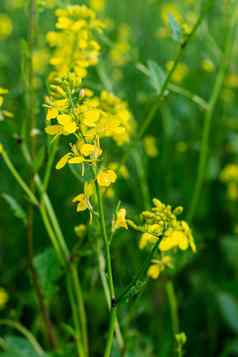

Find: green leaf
<box><xmin>217</xmin><ymin>292</ymin><xmax>238</xmax><ymax>333</ymax></box>
<box><xmin>147</xmin><ymin>60</ymin><xmax>166</xmax><ymax>95</ymax></box>
<box><xmin>1</xmin><ymin>194</ymin><xmax>27</xmax><ymax>225</ymax></box>
<box><xmin>33</xmin><ymin>248</ymin><xmax>63</xmax><ymax>302</ymax></box>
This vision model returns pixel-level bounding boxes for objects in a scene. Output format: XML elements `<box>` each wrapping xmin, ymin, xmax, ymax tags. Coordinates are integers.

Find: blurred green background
<box><xmin>0</xmin><ymin>0</ymin><xmax>238</xmax><ymax>356</ymax></box>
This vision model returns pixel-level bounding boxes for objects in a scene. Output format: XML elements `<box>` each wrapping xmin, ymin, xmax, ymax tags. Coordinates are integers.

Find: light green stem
<box><xmin>188</xmin><ymin>11</ymin><xmax>236</xmax><ymax>222</ymax></box>
<box><xmin>95</xmin><ymin>180</ymin><xmax>118</xmax><ymax>357</ymax></box>
<box><xmin>1</xmin><ymin>149</ymin><xmax>38</xmax><ymax>206</ymax></box>
<box><xmin>138</xmin><ymin>0</ymin><xmax>213</xmax><ymax>138</ymax></box>
<box><xmin>0</xmin><ymin>319</ymin><xmax>44</xmax><ymax>355</ymax></box>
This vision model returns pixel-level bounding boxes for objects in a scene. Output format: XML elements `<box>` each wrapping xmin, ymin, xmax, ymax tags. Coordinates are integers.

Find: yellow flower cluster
<box><xmin>128</xmin><ymin>198</ymin><xmax>195</xmax><ymax>279</ymax></box>
<box><xmin>147</xmin><ymin>256</ymin><xmax>173</xmax><ymax>279</ymax></box>
<box><xmin>44</xmin><ymin>5</ymin><xmax>135</xmax><ymax>222</ymax></box>
<box><xmin>45</xmin><ymin>85</ymin><xmax>134</xmax><ymax>169</ymax></box>
<box><xmin>109</xmin><ymin>24</ymin><xmax>131</xmax><ymax>67</ymax></box>
<box><xmin>139</xmin><ymin>198</ymin><xmax>195</xmax><ymax>253</ymax></box>
<box><xmin>220</xmin><ymin>163</ymin><xmax>238</xmax><ymax>200</ymax></box>
<box><xmin>47</xmin><ymin>5</ymin><xmax>105</xmax><ymax>82</ymax></box>
<box><xmin>143</xmin><ymin>135</ymin><xmax>159</xmax><ymax>158</ymax></box>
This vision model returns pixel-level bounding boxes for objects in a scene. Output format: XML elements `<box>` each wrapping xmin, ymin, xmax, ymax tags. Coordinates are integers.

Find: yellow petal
<box><xmin>79</xmin><ymin>143</ymin><xmax>95</xmax><ymax>157</ymax></box>
<box><xmin>97</xmin><ymin>169</ymin><xmax>117</xmax><ymax>187</ymax></box>
<box><xmin>68</xmin><ymin>156</ymin><xmax>84</xmax><ymax>164</ymax></box>
<box><xmin>83</xmin><ymin>109</ymin><xmax>100</xmax><ymax>127</ymax></box>
<box><xmin>47</xmin><ymin>108</ymin><xmax>58</xmax><ymax>120</ymax></box>
<box><xmin>45</xmin><ymin>125</ymin><xmax>62</xmax><ymax>135</ymax></box>
<box><xmin>56</xmin><ymin>153</ymin><xmax>71</xmax><ymax>170</ymax></box>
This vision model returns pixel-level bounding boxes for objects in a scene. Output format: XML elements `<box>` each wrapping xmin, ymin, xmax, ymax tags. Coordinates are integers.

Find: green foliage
<box><xmin>33</xmin><ymin>248</ymin><xmax>63</xmax><ymax>302</ymax></box>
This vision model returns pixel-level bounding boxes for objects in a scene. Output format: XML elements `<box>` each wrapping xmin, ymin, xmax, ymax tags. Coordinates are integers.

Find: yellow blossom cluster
<box><xmin>109</xmin><ymin>24</ymin><xmax>131</xmax><ymax>67</ymax></box>
<box><xmin>220</xmin><ymin>163</ymin><xmax>238</xmax><ymax>200</ymax></box>
<box><xmin>44</xmin><ymin>5</ymin><xmax>135</xmax><ymax>222</ymax></box>
<box><xmin>47</xmin><ymin>5</ymin><xmax>105</xmax><ymax>82</ymax></box>
<box><xmin>128</xmin><ymin>198</ymin><xmax>196</xmax><ymax>279</ymax></box>
<box><xmin>45</xmin><ymin>85</ymin><xmax>134</xmax><ymax>169</ymax></box>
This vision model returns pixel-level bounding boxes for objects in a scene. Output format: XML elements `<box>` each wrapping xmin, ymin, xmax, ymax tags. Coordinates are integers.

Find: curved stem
<box><xmin>139</xmin><ymin>0</ymin><xmax>213</xmax><ymax>138</ymax></box>
<box><xmin>1</xmin><ymin>148</ymin><xmax>38</xmax><ymax>206</ymax></box>
<box><xmin>0</xmin><ymin>319</ymin><xmax>44</xmax><ymax>356</ymax></box>
<box><xmin>187</xmin><ymin>11</ymin><xmax>236</xmax><ymax>222</ymax></box>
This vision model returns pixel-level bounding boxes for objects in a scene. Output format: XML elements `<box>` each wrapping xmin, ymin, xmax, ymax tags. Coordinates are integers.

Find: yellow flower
<box><xmin>220</xmin><ymin>164</ymin><xmax>238</xmax><ymax>182</ymax></box>
<box><xmin>139</xmin><ymin>232</ymin><xmax>157</xmax><ymax>250</ymax></box>
<box><xmin>143</xmin><ymin>135</ymin><xmax>159</xmax><ymax>158</ymax></box>
<box><xmin>166</xmin><ymin>61</ymin><xmax>188</xmax><ymax>83</ymax></box>
<box><xmin>45</xmin><ymin>114</ymin><xmax>77</xmax><ymax>136</ymax></box>
<box><xmin>72</xmin><ymin>193</ymin><xmax>89</xmax><ymax>212</ymax></box>
<box><xmin>83</xmin><ymin>109</ymin><xmax>101</xmax><ymax>127</ymax></box>
<box><xmin>161</xmin><ymin>3</ymin><xmax>182</xmax><ymax>26</ymax></box>
<box><xmin>97</xmin><ymin>169</ymin><xmax>117</xmax><ymax>187</ymax></box>
<box><xmin>147</xmin><ymin>264</ymin><xmax>161</xmax><ymax>279</ymax></box>
<box><xmin>147</xmin><ymin>256</ymin><xmax>173</xmax><ymax>279</ymax></box>
<box><xmin>90</xmin><ymin>0</ymin><xmax>105</xmax><ymax>13</ymax></box>
<box><xmin>74</xmin><ymin>224</ymin><xmax>87</xmax><ymax>238</ymax></box>
<box><xmin>112</xmin><ymin>208</ymin><xmax>128</xmax><ymax>231</ymax></box>
<box><xmin>0</xmin><ymin>14</ymin><xmax>13</xmax><ymax>40</ymax></box>
<box><xmin>201</xmin><ymin>58</ymin><xmax>215</xmax><ymax>73</ymax></box>
<box><xmin>0</xmin><ymin>143</ymin><xmax>3</xmax><ymax>154</ymax></box>
<box><xmin>0</xmin><ymin>288</ymin><xmax>8</xmax><ymax>309</ymax></box>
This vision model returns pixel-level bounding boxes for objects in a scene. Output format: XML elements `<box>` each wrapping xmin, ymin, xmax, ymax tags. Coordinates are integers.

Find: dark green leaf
<box><xmin>2</xmin><ymin>194</ymin><xmax>27</xmax><ymax>225</ymax></box>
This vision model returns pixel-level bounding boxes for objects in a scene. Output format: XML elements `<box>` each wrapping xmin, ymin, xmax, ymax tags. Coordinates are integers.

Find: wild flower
<box><xmin>127</xmin><ymin>198</ymin><xmax>196</xmax><ymax>279</ymax></box>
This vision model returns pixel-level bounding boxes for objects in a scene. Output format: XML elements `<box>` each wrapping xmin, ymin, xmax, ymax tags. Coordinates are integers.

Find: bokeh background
<box><xmin>0</xmin><ymin>0</ymin><xmax>238</xmax><ymax>356</ymax></box>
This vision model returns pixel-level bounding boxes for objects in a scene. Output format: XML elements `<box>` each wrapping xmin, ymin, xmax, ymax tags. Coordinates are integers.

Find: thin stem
<box><xmin>166</xmin><ymin>281</ymin><xmax>179</xmax><ymax>335</ymax></box>
<box><xmin>96</xmin><ymin>238</ymin><xmax>124</xmax><ymax>351</ymax></box>
<box><xmin>139</xmin><ymin>0</ymin><xmax>213</xmax><ymax>138</ymax></box>
<box><xmin>187</xmin><ymin>10</ymin><xmax>236</xmax><ymax>222</ymax></box>
<box><xmin>0</xmin><ymin>319</ymin><xmax>45</xmax><ymax>355</ymax></box>
<box><xmin>43</xmin><ymin>138</ymin><xmax>59</xmax><ymax>191</ymax></box>
<box><xmin>1</xmin><ymin>148</ymin><xmax>38</xmax><ymax>206</ymax></box>
<box><xmin>66</xmin><ymin>276</ymin><xmax>86</xmax><ymax>357</ymax></box>
<box><xmin>168</xmin><ymin>83</ymin><xmax>209</xmax><ymax>111</ymax></box>
<box><xmin>72</xmin><ymin>264</ymin><xmax>88</xmax><ymax>357</ymax></box>
<box><xmin>95</xmin><ymin>180</ymin><xmax>118</xmax><ymax>356</ymax></box>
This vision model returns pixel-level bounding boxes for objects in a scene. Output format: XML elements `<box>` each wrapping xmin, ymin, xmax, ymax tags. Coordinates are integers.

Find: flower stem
<box><xmin>1</xmin><ymin>148</ymin><xmax>38</xmax><ymax>206</ymax></box>
<box><xmin>95</xmin><ymin>180</ymin><xmax>118</xmax><ymax>356</ymax></box>
<box><xmin>187</xmin><ymin>10</ymin><xmax>236</xmax><ymax>223</ymax></box>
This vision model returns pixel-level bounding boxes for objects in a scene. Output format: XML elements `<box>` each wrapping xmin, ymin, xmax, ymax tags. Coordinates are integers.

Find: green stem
<box><xmin>187</xmin><ymin>11</ymin><xmax>236</xmax><ymax>223</ymax></box>
<box><xmin>168</xmin><ymin>83</ymin><xmax>209</xmax><ymax>111</ymax></box>
<box><xmin>96</xmin><ymin>238</ymin><xmax>124</xmax><ymax>352</ymax></box>
<box><xmin>95</xmin><ymin>180</ymin><xmax>118</xmax><ymax>356</ymax></box>
<box><xmin>66</xmin><ymin>276</ymin><xmax>86</xmax><ymax>357</ymax></box>
<box><xmin>43</xmin><ymin>138</ymin><xmax>59</xmax><ymax>191</ymax></box>
<box><xmin>0</xmin><ymin>319</ymin><xmax>44</xmax><ymax>355</ymax></box>
<box><xmin>138</xmin><ymin>0</ymin><xmax>213</xmax><ymax>138</ymax></box>
<box><xmin>1</xmin><ymin>148</ymin><xmax>38</xmax><ymax>206</ymax></box>
<box><xmin>72</xmin><ymin>264</ymin><xmax>88</xmax><ymax>356</ymax></box>
<box><xmin>166</xmin><ymin>281</ymin><xmax>179</xmax><ymax>335</ymax></box>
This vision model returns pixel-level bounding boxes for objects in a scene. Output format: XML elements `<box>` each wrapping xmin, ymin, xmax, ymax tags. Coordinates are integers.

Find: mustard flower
<box><xmin>97</xmin><ymin>169</ymin><xmax>117</xmax><ymax>187</ymax></box>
